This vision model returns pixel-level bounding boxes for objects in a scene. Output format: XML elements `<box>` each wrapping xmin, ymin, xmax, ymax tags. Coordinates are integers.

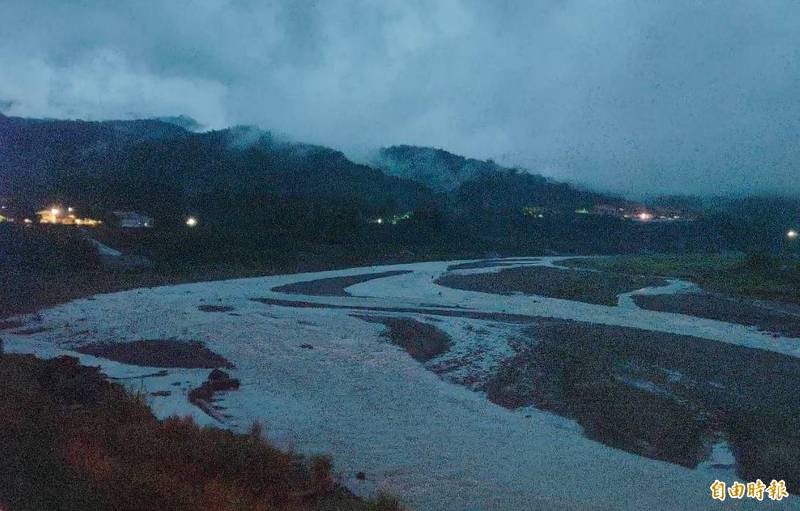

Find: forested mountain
<box><xmin>0</xmin><ymin>115</ymin><xmax>628</xmax><ymax>225</ymax></box>
<box><xmin>0</xmin><ymin>114</ymin><xmax>439</xmax><ymax>227</ymax></box>
<box><xmin>375</xmin><ymin>144</ymin><xmax>619</xmax><ymax>213</ymax></box>
<box><xmin>0</xmin><ymin>114</ymin><xmax>189</xmax><ymax>212</ymax></box>
<box><xmin>0</xmin><ymin>114</ymin><xmax>722</xmax><ymax>257</ymax></box>
<box><xmin>374</xmin><ymin>145</ymin><xmax>504</xmax><ymax>192</ymax></box>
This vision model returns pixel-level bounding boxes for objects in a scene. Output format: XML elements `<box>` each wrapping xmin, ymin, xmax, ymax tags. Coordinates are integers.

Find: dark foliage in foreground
<box><xmin>0</xmin><ymin>353</ymin><xmax>402</xmax><ymax>511</ymax></box>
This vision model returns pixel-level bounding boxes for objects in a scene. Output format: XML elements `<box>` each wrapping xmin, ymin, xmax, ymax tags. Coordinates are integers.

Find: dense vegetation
<box><xmin>374</xmin><ymin>144</ymin><xmax>510</xmax><ymax>192</ymax></box>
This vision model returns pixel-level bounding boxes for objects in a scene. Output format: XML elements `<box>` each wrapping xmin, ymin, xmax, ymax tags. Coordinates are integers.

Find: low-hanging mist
<box><xmin>2</xmin><ymin>0</ymin><xmax>799</xmax><ymax>197</ymax></box>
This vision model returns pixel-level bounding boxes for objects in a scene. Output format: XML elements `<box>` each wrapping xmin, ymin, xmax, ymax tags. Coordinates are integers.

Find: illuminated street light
<box><xmin>186</xmin><ymin>216</ymin><xmax>198</xmax><ymax>227</ymax></box>
<box><xmin>50</xmin><ymin>207</ymin><xmax>61</xmax><ymax>216</ymax></box>
<box><xmin>788</xmin><ymin>229</ymin><xmax>799</xmax><ymax>239</ymax></box>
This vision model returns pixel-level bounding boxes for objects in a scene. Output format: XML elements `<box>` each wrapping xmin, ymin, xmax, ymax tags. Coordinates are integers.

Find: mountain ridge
<box><xmin>0</xmin><ymin>114</ymin><xmax>724</xmax><ymax>258</ymax></box>
<box><xmin>0</xmin><ymin>115</ymin><xmax>625</xmax><ymax>219</ymax></box>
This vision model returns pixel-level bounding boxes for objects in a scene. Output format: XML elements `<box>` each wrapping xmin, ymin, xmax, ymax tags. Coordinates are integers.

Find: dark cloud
<box><xmin>2</xmin><ymin>0</ymin><xmax>799</xmax><ymax>196</ymax></box>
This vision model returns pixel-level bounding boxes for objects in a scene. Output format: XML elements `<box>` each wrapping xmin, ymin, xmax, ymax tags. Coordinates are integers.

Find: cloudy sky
<box><xmin>2</xmin><ymin>0</ymin><xmax>799</xmax><ymax>196</ymax></box>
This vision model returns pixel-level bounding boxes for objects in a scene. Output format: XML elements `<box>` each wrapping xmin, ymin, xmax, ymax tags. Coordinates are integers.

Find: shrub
<box><xmin>0</xmin><ymin>354</ymin><xmax>405</xmax><ymax>511</ymax></box>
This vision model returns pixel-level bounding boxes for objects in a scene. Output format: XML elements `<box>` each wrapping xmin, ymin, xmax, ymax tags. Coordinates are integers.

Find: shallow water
<box><xmin>3</xmin><ymin>257</ymin><xmax>797</xmax><ymax>510</ymax></box>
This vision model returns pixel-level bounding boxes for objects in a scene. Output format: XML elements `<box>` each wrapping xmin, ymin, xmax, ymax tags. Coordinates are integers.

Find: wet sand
<box><xmin>355</xmin><ymin>316</ymin><xmax>451</xmax><ymax>362</ymax></box>
<box><xmin>76</xmin><ymin>340</ymin><xmax>233</xmax><ymax>369</ymax></box>
<box><xmin>198</xmin><ymin>304</ymin><xmax>236</xmax><ymax>312</ymax></box>
<box><xmin>253</xmin><ymin>297</ymin><xmax>536</xmax><ymax>323</ymax></box>
<box><xmin>0</xmin><ymin>320</ymin><xmax>24</xmax><ymax>330</ymax></box>
<box><xmin>437</xmin><ymin>265</ymin><xmax>666</xmax><ymax>305</ymax></box>
<box><xmin>485</xmin><ymin>318</ymin><xmax>800</xmax><ymax>489</ymax></box>
<box><xmin>633</xmin><ymin>293</ymin><xmax>800</xmax><ymax>338</ymax></box>
<box><xmin>446</xmin><ymin>259</ymin><xmax>536</xmax><ymax>271</ymax></box>
<box><xmin>271</xmin><ymin>270</ymin><xmax>411</xmax><ymax>296</ymax></box>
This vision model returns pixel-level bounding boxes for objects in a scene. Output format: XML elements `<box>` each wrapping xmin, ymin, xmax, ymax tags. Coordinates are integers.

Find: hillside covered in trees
<box><xmin>1</xmin><ymin>114</ymin><xmax>728</xmax><ymax>262</ymax></box>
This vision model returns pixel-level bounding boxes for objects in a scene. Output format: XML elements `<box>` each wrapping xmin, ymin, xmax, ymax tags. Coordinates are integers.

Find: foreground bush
<box><xmin>0</xmin><ymin>354</ymin><xmax>403</xmax><ymax>511</ymax></box>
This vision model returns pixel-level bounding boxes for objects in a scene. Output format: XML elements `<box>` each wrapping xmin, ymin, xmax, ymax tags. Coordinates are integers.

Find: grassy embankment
<box><xmin>0</xmin><ymin>352</ymin><xmax>402</xmax><ymax>511</ymax></box>
<box><xmin>564</xmin><ymin>253</ymin><xmax>800</xmax><ymax>304</ymax></box>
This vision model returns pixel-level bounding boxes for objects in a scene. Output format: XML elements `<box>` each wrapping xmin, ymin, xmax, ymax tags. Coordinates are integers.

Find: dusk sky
<box><xmin>2</xmin><ymin>0</ymin><xmax>799</xmax><ymax>197</ymax></box>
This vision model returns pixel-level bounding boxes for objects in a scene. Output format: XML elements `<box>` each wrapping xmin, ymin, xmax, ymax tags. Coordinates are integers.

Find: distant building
<box><xmin>113</xmin><ymin>211</ymin><xmax>153</xmax><ymax>228</ymax></box>
<box><xmin>522</xmin><ymin>206</ymin><xmax>546</xmax><ymax>218</ymax></box>
<box><xmin>651</xmin><ymin>206</ymin><xmax>692</xmax><ymax>221</ymax></box>
<box><xmin>37</xmin><ymin>206</ymin><xmax>101</xmax><ymax>226</ymax></box>
<box><xmin>37</xmin><ymin>208</ymin><xmax>66</xmax><ymax>224</ymax></box>
<box><xmin>591</xmin><ymin>203</ymin><xmax>693</xmax><ymax>222</ymax></box>
<box><xmin>368</xmin><ymin>211</ymin><xmax>413</xmax><ymax>226</ymax></box>
<box><xmin>0</xmin><ymin>197</ymin><xmax>12</xmax><ymax>221</ymax></box>
<box><xmin>592</xmin><ymin>204</ymin><xmax>628</xmax><ymax>218</ymax></box>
